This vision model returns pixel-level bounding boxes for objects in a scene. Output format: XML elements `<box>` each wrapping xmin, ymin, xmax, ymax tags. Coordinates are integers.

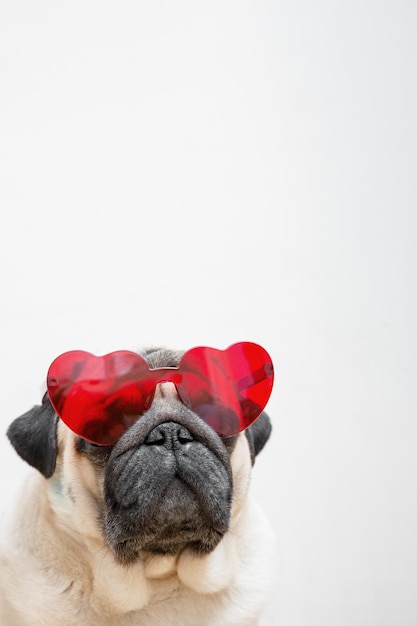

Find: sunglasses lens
<box><xmin>47</xmin><ymin>342</ymin><xmax>274</xmax><ymax>444</ymax></box>
<box><xmin>47</xmin><ymin>351</ymin><xmax>153</xmax><ymax>445</ymax></box>
<box><xmin>179</xmin><ymin>342</ymin><xmax>274</xmax><ymax>436</ymax></box>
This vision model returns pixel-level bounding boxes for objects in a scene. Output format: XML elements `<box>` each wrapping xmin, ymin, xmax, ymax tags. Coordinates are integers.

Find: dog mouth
<box><xmin>112</xmin><ymin>478</ymin><xmax>227</xmax><ymax>563</ymax></box>
<box><xmin>103</xmin><ymin>416</ymin><xmax>233</xmax><ymax>565</ymax></box>
<box><xmin>106</xmin><ymin>473</ymin><xmax>230</xmax><ymax>564</ymax></box>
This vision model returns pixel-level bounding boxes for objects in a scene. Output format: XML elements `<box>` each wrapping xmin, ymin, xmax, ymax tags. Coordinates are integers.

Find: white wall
<box><xmin>1</xmin><ymin>2</ymin><xmax>416</xmax><ymax>624</ymax></box>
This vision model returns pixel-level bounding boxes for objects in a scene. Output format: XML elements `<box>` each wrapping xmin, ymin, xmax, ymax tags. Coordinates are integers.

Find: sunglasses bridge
<box><xmin>145</xmin><ymin>368</ymin><xmax>183</xmax><ymax>400</ymax></box>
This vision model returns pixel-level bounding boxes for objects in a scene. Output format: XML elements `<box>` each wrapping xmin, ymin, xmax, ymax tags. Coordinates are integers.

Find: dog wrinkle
<box><xmin>143</xmin><ymin>554</ymin><xmax>178</xmax><ymax>579</ymax></box>
<box><xmin>229</xmin><ymin>435</ymin><xmax>253</xmax><ymax>523</ymax></box>
<box><xmin>177</xmin><ymin>533</ymin><xmax>238</xmax><ymax>594</ymax></box>
<box><xmin>66</xmin><ymin>483</ymin><xmax>76</xmax><ymax>503</ymax></box>
<box><xmin>61</xmin><ymin>580</ymin><xmax>75</xmax><ymax>594</ymax></box>
<box><xmin>89</xmin><ymin>549</ymin><xmax>150</xmax><ymax>615</ymax></box>
<box><xmin>106</xmin><ymin>448</ymin><xmax>176</xmax><ymax>520</ymax></box>
<box><xmin>75</xmin><ymin>437</ymin><xmax>113</xmax><ymax>469</ymax></box>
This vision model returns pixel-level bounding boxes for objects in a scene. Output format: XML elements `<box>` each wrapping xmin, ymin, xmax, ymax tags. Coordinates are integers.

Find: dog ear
<box><xmin>245</xmin><ymin>411</ymin><xmax>272</xmax><ymax>464</ymax></box>
<box><xmin>7</xmin><ymin>400</ymin><xmax>58</xmax><ymax>478</ymax></box>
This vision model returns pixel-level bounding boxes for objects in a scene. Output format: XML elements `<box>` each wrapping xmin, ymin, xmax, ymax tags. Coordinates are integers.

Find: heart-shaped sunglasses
<box><xmin>46</xmin><ymin>342</ymin><xmax>274</xmax><ymax>446</ymax></box>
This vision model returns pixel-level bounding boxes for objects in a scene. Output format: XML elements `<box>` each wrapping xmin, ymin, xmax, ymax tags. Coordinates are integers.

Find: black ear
<box><xmin>7</xmin><ymin>400</ymin><xmax>58</xmax><ymax>478</ymax></box>
<box><xmin>245</xmin><ymin>411</ymin><xmax>272</xmax><ymax>464</ymax></box>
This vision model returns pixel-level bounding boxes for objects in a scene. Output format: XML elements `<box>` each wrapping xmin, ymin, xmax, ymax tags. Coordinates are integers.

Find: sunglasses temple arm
<box><xmin>236</xmin><ymin>364</ymin><xmax>273</xmax><ymax>393</ymax></box>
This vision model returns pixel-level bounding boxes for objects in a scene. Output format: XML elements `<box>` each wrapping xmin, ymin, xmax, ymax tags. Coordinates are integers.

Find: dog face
<box><xmin>7</xmin><ymin>347</ymin><xmax>272</xmax><ymax>566</ymax></box>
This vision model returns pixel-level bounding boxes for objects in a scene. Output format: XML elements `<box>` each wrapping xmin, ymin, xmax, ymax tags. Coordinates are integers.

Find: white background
<box><xmin>1</xmin><ymin>1</ymin><xmax>416</xmax><ymax>625</ymax></box>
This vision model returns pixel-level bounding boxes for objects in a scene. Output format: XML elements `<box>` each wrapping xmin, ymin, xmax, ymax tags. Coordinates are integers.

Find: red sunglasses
<box><xmin>46</xmin><ymin>342</ymin><xmax>274</xmax><ymax>446</ymax></box>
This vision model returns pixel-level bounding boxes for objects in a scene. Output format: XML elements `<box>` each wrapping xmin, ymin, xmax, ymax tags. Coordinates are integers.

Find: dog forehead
<box><xmin>139</xmin><ymin>346</ymin><xmax>183</xmax><ymax>369</ymax></box>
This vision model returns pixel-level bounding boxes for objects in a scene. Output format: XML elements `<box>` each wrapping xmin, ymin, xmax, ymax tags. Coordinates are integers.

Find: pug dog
<box><xmin>0</xmin><ymin>344</ymin><xmax>275</xmax><ymax>626</ymax></box>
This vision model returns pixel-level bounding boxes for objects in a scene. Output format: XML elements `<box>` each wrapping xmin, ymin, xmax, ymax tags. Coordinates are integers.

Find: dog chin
<box><xmin>105</xmin><ymin>478</ymin><xmax>229</xmax><ymax>565</ymax></box>
<box><xmin>111</xmin><ymin>527</ymin><xmax>226</xmax><ymax>565</ymax></box>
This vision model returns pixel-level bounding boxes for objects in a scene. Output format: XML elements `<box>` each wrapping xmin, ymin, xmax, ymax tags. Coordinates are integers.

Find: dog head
<box><xmin>7</xmin><ymin>346</ymin><xmax>272</xmax><ymax>565</ymax></box>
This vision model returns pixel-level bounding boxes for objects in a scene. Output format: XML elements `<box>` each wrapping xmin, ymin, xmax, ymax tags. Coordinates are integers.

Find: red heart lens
<box><xmin>177</xmin><ymin>343</ymin><xmax>274</xmax><ymax>436</ymax></box>
<box><xmin>47</xmin><ymin>342</ymin><xmax>274</xmax><ymax>445</ymax></box>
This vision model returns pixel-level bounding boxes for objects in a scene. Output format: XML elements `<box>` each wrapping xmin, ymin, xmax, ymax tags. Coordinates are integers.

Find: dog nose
<box><xmin>144</xmin><ymin>421</ymin><xmax>194</xmax><ymax>450</ymax></box>
<box><xmin>154</xmin><ymin>382</ymin><xmax>178</xmax><ymax>399</ymax></box>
